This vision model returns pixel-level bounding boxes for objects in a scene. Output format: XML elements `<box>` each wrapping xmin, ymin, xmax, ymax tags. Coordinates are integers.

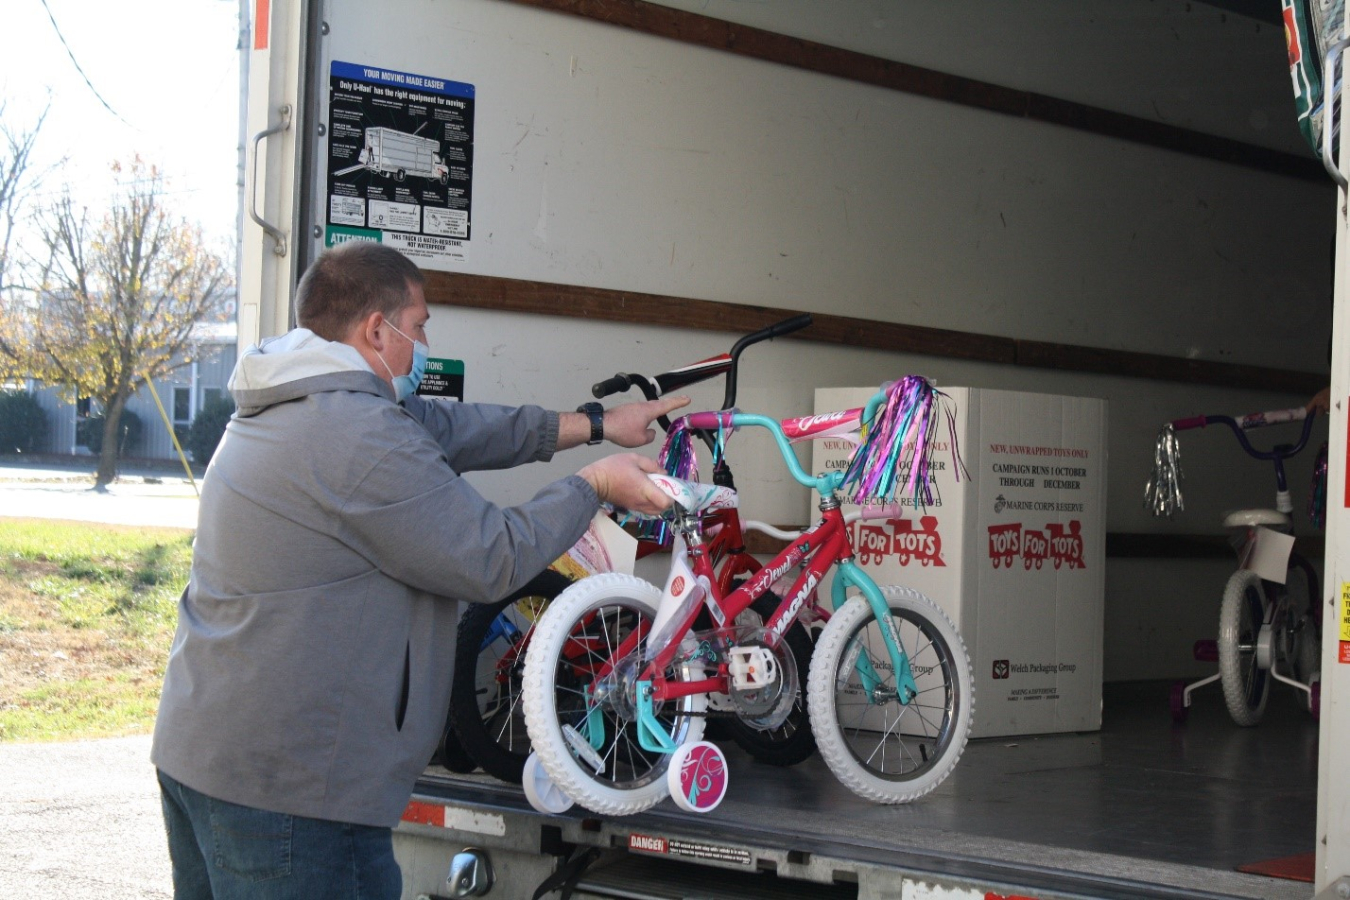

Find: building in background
<box><xmin>22</xmin><ymin>320</ymin><xmax>237</xmax><ymax>463</ymax></box>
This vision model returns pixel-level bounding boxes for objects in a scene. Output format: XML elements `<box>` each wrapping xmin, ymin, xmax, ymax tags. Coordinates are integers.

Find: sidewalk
<box><xmin>0</xmin><ymin>454</ymin><xmax>205</xmax><ymax>484</ymax></box>
<box><xmin>0</xmin><ymin>457</ymin><xmax>201</xmax><ymax>529</ymax></box>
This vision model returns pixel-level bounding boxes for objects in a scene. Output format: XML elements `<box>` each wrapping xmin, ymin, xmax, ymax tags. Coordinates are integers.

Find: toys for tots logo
<box><xmin>851</xmin><ymin>515</ymin><xmax>945</xmax><ymax>567</ymax></box>
<box><xmin>988</xmin><ymin>521</ymin><xmax>1085</xmax><ymax>570</ymax></box>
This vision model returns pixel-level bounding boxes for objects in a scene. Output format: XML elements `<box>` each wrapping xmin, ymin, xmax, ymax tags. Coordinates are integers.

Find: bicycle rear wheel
<box><xmin>522</xmin><ymin>573</ymin><xmax>706</xmax><ymax>816</ymax></box>
<box><xmin>432</xmin><ymin>712</ymin><xmax>478</xmax><ymax>773</ymax></box>
<box><xmin>808</xmin><ymin>586</ymin><xmax>972</xmax><ymax>804</ymax></box>
<box><xmin>1284</xmin><ymin>555</ymin><xmax>1321</xmax><ymax>687</ymax></box>
<box><xmin>1218</xmin><ymin>569</ymin><xmax>1270</xmax><ymax>726</ymax></box>
<box><xmin>450</xmin><ymin>570</ymin><xmax>572</xmax><ymax>783</ymax></box>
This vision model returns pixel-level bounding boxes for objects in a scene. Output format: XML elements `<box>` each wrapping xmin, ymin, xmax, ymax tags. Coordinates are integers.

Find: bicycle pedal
<box><xmin>727</xmin><ymin>645</ymin><xmax>778</xmax><ymax>691</ymax></box>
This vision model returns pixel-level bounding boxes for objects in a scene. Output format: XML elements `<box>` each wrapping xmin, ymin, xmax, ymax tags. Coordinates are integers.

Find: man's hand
<box><xmin>1307</xmin><ymin>386</ymin><xmax>1331</xmax><ymax>415</ymax></box>
<box><xmin>559</xmin><ymin>395</ymin><xmax>692</xmax><ymax>450</ymax></box>
<box><xmin>578</xmin><ymin>454</ymin><xmax>673</xmax><ymax>516</ymax></box>
<box><xmin>604</xmin><ymin>395</ymin><xmax>691</xmax><ymax>447</ymax></box>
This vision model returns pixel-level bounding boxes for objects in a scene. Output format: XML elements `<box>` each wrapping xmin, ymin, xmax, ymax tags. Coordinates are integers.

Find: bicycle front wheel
<box><xmin>1218</xmin><ymin>569</ymin><xmax>1270</xmax><ymax>727</ymax></box>
<box><xmin>808</xmin><ymin>586</ymin><xmax>972</xmax><ymax>804</ymax></box>
<box><xmin>450</xmin><ymin>570</ymin><xmax>572</xmax><ymax>783</ymax></box>
<box><xmin>522</xmin><ymin>573</ymin><xmax>706</xmax><ymax>816</ymax></box>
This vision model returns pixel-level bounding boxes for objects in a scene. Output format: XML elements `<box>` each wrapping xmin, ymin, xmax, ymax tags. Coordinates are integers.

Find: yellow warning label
<box><xmin>1342</xmin><ymin>582</ymin><xmax>1350</xmax><ymax>642</ymax></box>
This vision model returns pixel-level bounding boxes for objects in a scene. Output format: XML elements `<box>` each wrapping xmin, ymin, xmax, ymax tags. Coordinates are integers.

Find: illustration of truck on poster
<box><xmin>348</xmin><ymin>128</ymin><xmax>449</xmax><ymax>184</ymax></box>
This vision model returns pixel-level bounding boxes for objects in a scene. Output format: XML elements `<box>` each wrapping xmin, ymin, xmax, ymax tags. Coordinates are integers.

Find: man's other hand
<box><xmin>578</xmin><ymin>454</ymin><xmax>673</xmax><ymax>515</ymax></box>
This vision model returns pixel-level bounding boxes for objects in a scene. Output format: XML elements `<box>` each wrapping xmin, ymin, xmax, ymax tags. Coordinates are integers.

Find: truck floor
<box><xmin>415</xmin><ymin>680</ymin><xmax>1317</xmax><ymax>899</ymax></box>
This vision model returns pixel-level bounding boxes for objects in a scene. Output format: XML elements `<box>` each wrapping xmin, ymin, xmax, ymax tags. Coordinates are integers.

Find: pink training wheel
<box><xmin>667</xmin><ymin>741</ymin><xmax>729</xmax><ymax>813</ymax></box>
<box><xmin>1169</xmin><ymin>681</ymin><xmax>1189</xmax><ymax>724</ymax></box>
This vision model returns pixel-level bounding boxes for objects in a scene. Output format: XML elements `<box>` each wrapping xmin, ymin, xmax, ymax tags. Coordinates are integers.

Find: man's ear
<box><xmin>352</xmin><ymin>310</ymin><xmax>386</xmax><ymax>352</ymax></box>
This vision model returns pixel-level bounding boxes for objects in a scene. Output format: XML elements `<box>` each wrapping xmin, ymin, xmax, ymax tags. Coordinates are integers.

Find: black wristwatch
<box><xmin>576</xmin><ymin>402</ymin><xmax>605</xmax><ymax>445</ymax></box>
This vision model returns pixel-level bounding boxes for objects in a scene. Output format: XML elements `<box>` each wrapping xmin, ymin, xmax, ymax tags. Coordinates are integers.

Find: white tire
<box><xmin>522</xmin><ymin>573</ymin><xmax>705</xmax><ymax>816</ymax></box>
<box><xmin>808</xmin><ymin>586</ymin><xmax>972</xmax><ymax>804</ymax></box>
<box><xmin>1218</xmin><ymin>569</ymin><xmax>1270</xmax><ymax>727</ymax></box>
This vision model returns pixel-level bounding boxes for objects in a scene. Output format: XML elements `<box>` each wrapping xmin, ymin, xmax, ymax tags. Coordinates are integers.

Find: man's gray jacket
<box><xmin>151</xmin><ymin>329</ymin><xmax>598</xmax><ymax>827</ymax></box>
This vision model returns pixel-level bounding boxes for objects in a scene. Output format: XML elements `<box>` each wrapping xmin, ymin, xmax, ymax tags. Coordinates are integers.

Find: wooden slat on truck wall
<box><xmin>505</xmin><ymin>0</ymin><xmax>1324</xmax><ymax>183</ymax></box>
<box><xmin>423</xmin><ymin>271</ymin><xmax>1326</xmax><ymax>394</ymax></box>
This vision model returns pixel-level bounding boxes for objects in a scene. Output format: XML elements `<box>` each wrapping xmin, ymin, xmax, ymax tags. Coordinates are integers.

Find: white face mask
<box><xmin>375</xmin><ymin>321</ymin><xmax>430</xmax><ymax>402</ymax></box>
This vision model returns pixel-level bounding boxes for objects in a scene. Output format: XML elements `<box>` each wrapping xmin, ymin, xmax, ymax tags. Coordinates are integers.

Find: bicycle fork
<box><xmin>834</xmin><ymin>560</ymin><xmax>919</xmax><ymax>705</ymax></box>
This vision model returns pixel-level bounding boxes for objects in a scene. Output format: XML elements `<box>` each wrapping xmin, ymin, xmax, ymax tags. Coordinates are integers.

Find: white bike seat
<box><xmin>1222</xmin><ymin>508</ymin><xmax>1290</xmax><ymax>529</ymax></box>
<box><xmin>646</xmin><ymin>474</ymin><xmax>738</xmax><ymax>515</ymax></box>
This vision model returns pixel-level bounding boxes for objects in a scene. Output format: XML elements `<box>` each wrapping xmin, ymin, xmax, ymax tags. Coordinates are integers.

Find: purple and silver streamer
<box><xmin>1144</xmin><ymin>423</ymin><xmax>1184</xmax><ymax>517</ymax></box>
<box><xmin>841</xmin><ymin>376</ymin><xmax>966</xmax><ymax>509</ymax></box>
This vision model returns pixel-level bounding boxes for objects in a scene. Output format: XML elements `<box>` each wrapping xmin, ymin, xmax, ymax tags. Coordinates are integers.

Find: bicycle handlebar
<box><xmin>1171</xmin><ymin>408</ymin><xmax>1316</xmax><ymax>462</ymax></box>
<box><xmin>1171</xmin><ymin>407</ymin><xmax>1307</xmax><ymax>432</ymax></box>
<box><xmin>591</xmin><ymin>373</ymin><xmax>634</xmax><ymax>399</ymax></box>
<box><xmin>723</xmin><ymin>314</ymin><xmax>813</xmax><ymax>410</ymax></box>
<box><xmin>589</xmin><ymin>314</ymin><xmax>814</xmax><ymax>431</ymax></box>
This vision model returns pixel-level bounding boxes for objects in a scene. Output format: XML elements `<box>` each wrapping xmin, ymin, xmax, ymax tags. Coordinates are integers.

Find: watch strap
<box><xmin>576</xmin><ymin>402</ymin><xmax>604</xmax><ymax>445</ymax></box>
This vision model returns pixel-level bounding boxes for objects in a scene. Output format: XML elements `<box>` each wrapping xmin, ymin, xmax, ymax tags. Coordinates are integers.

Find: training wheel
<box><xmin>667</xmin><ymin>740</ymin><xmax>730</xmax><ymax>814</ymax></box>
<box><xmin>521</xmin><ymin>752</ymin><xmax>573</xmax><ymax>814</ymax></box>
<box><xmin>1168</xmin><ymin>681</ymin><xmax>1189</xmax><ymax>724</ymax></box>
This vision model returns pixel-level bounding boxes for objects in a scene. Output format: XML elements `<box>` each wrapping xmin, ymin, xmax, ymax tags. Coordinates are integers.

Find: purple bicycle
<box><xmin>1147</xmin><ymin>407</ymin><xmax>1323</xmax><ymax>725</ymax></box>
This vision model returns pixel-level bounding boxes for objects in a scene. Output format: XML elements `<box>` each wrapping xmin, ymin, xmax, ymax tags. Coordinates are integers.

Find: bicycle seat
<box><xmin>646</xmin><ymin>474</ymin><xmax>738</xmax><ymax>516</ymax></box>
<box><xmin>1222</xmin><ymin>508</ymin><xmax>1290</xmax><ymax>529</ymax></box>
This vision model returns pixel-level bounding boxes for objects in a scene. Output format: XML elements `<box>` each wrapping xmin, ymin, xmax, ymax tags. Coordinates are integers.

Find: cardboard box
<box><xmin>812</xmin><ymin>387</ymin><xmax>1106</xmax><ymax>737</ymax></box>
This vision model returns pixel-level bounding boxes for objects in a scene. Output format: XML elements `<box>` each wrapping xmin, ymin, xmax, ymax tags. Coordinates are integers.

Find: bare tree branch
<box><xmin>11</xmin><ymin>158</ymin><xmax>233</xmax><ymax>487</ymax></box>
<box><xmin>0</xmin><ymin>99</ymin><xmax>51</xmax><ymax>299</ymax></box>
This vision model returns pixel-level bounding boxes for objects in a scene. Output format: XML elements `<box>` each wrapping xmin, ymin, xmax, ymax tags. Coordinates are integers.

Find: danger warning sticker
<box><xmin>627</xmin><ymin>833</ymin><xmax>751</xmax><ymax>867</ymax></box>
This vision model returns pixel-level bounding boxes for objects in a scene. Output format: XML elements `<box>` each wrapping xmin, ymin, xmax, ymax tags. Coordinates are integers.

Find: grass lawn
<box><xmin>0</xmin><ymin>518</ymin><xmax>192</xmax><ymax>742</ymax></box>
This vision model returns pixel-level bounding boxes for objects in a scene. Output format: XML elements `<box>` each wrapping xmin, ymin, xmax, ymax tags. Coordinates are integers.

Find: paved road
<box><xmin>1</xmin><ymin>463</ymin><xmax>186</xmax><ymax>896</ymax></box>
<box><xmin>0</xmin><ymin>735</ymin><xmax>171</xmax><ymax>898</ymax></box>
<box><xmin>0</xmin><ymin>463</ymin><xmax>200</xmax><ymax>529</ymax></box>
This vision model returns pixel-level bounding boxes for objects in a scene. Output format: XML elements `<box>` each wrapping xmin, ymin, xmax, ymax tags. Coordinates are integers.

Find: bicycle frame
<box><xmin>598</xmin><ymin>400</ymin><xmax>921</xmax><ymax>756</ymax></box>
<box><xmin>481</xmin><ymin>505</ymin><xmax>762</xmax><ymax>678</ymax></box>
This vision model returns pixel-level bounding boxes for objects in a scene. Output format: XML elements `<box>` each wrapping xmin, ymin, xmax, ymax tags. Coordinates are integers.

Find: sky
<box><xmin>1</xmin><ymin>0</ymin><xmax>244</xmax><ymax>249</ymax></box>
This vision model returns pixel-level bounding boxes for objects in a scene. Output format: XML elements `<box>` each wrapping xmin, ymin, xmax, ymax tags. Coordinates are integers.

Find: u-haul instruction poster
<box><xmin>325</xmin><ymin>61</ymin><xmax>475</xmax><ymax>265</ymax></box>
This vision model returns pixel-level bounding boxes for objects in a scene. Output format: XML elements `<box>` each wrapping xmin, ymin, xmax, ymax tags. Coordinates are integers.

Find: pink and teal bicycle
<box><xmin>521</xmin><ymin>379</ymin><xmax>974</xmax><ymax>814</ymax></box>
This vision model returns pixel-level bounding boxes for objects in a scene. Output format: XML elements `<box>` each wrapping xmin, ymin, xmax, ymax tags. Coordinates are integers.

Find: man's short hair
<box><xmin>296</xmin><ymin>243</ymin><xmax>425</xmax><ymax>340</ymax></box>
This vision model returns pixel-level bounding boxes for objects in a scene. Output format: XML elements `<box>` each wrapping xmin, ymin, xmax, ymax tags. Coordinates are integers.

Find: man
<box><xmin>152</xmin><ymin>242</ymin><xmax>687</xmax><ymax>898</ymax></box>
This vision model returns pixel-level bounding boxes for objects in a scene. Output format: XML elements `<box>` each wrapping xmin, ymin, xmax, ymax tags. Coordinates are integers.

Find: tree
<box><xmin>0</xmin><ymin>98</ymin><xmax>49</xmax><ymax>300</ymax></box>
<box><xmin>4</xmin><ymin>158</ymin><xmax>232</xmax><ymax>489</ymax></box>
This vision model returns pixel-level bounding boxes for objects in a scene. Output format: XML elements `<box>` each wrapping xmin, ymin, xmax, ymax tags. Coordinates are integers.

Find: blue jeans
<box><xmin>157</xmin><ymin>770</ymin><xmax>402</xmax><ymax>900</ymax></box>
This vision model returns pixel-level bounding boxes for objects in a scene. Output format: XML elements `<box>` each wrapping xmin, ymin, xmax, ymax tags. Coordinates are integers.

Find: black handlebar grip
<box><xmin>767</xmin><ymin>313</ymin><xmax>813</xmax><ymax>337</ymax></box>
<box><xmin>592</xmin><ymin>374</ymin><xmax>632</xmax><ymax>399</ymax></box>
<box><xmin>737</xmin><ymin>314</ymin><xmax>813</xmax><ymax>350</ymax></box>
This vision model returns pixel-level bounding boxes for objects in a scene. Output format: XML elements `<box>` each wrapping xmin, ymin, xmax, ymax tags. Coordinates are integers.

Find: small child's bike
<box><xmin>522</xmin><ymin>379</ymin><xmax>974</xmax><ymax>814</ymax></box>
<box><xmin>1146</xmin><ymin>407</ymin><xmax>1323</xmax><ymax>725</ymax></box>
